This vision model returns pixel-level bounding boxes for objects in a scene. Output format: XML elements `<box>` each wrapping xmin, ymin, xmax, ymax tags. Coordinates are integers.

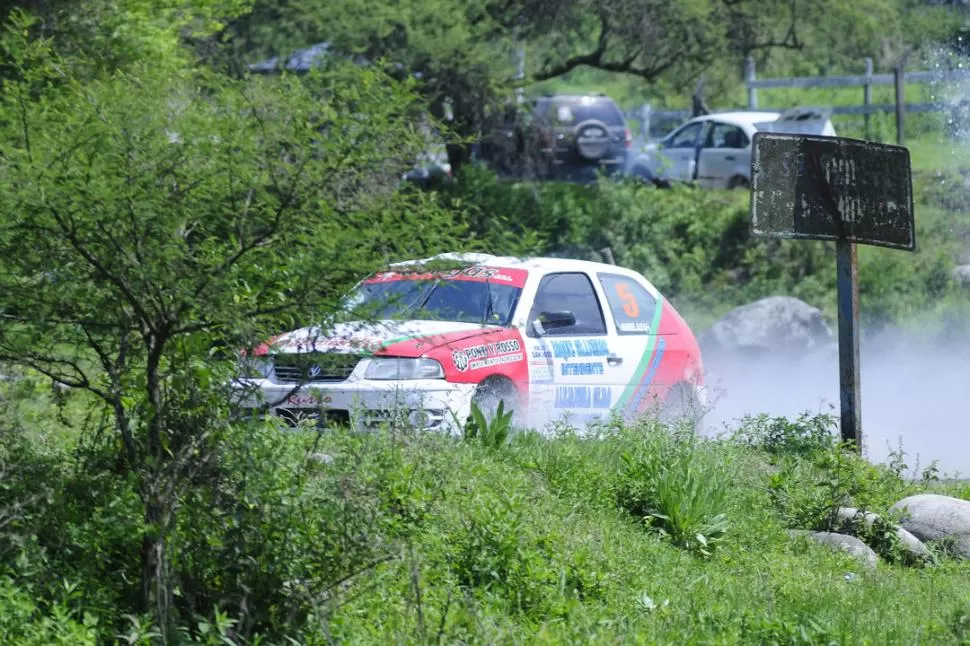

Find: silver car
<box><xmin>629</xmin><ymin>108</ymin><xmax>837</xmax><ymax>189</ymax></box>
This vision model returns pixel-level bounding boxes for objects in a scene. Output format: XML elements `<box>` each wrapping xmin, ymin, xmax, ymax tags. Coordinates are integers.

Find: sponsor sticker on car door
<box><xmin>522</xmin><ymin>272</ymin><xmax>618</xmax><ymax>429</ymax></box>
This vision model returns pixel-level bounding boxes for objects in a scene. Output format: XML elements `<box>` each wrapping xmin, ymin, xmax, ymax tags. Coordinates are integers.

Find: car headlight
<box><xmin>364</xmin><ymin>357</ymin><xmax>444</xmax><ymax>380</ymax></box>
<box><xmin>239</xmin><ymin>356</ymin><xmax>273</xmax><ymax>379</ymax></box>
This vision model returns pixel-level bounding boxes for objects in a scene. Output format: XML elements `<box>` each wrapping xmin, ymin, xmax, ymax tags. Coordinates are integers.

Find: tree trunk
<box><xmin>140</xmin><ymin>490</ymin><xmax>172</xmax><ymax>636</ymax></box>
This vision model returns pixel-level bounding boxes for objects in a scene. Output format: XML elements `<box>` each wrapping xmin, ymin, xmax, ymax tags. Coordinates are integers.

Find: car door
<box><xmin>657</xmin><ymin>121</ymin><xmax>709</xmax><ymax>181</ymax></box>
<box><xmin>594</xmin><ymin>271</ymin><xmax>670</xmax><ymax>421</ymax></box>
<box><xmin>522</xmin><ymin>272</ymin><xmax>621</xmax><ymax>429</ymax></box>
<box><xmin>696</xmin><ymin>122</ymin><xmax>751</xmax><ymax>188</ymax></box>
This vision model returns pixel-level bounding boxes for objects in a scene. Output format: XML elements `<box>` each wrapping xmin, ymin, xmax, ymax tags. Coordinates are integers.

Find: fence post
<box><xmin>746</xmin><ymin>57</ymin><xmax>758</xmax><ymax>109</ymax></box>
<box><xmin>894</xmin><ymin>57</ymin><xmax>906</xmax><ymax>146</ymax></box>
<box><xmin>514</xmin><ymin>42</ymin><xmax>526</xmax><ymax>104</ymax></box>
<box><xmin>864</xmin><ymin>57</ymin><xmax>873</xmax><ymax>140</ymax></box>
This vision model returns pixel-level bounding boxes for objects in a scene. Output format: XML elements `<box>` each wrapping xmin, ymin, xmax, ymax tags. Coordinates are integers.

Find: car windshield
<box><xmin>344</xmin><ymin>277</ymin><xmax>522</xmax><ymax>326</ymax></box>
<box><xmin>541</xmin><ymin>98</ymin><xmax>626</xmax><ymax>126</ymax></box>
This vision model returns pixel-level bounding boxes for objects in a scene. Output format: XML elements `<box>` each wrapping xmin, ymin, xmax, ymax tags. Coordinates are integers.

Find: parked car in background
<box><xmin>629</xmin><ymin>108</ymin><xmax>837</xmax><ymax>189</ymax></box>
<box><xmin>478</xmin><ymin>94</ymin><xmax>640</xmax><ymax>184</ymax></box>
<box><xmin>234</xmin><ymin>253</ymin><xmax>706</xmax><ymax>434</ymax></box>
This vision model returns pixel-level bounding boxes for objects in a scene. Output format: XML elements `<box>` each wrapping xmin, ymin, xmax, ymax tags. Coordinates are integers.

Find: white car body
<box><xmin>233</xmin><ymin>253</ymin><xmax>705</xmax><ymax>435</ymax></box>
<box><xmin>631</xmin><ymin>108</ymin><xmax>837</xmax><ymax>189</ymax></box>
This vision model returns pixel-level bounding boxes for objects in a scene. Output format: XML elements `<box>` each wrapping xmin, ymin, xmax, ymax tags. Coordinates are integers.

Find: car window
<box><xmin>346</xmin><ymin>276</ymin><xmax>522</xmax><ymax>326</ymax></box>
<box><xmin>665</xmin><ymin>122</ymin><xmax>703</xmax><ymax>148</ymax></box>
<box><xmin>705</xmin><ymin>123</ymin><xmax>749</xmax><ymax>149</ymax></box>
<box><xmin>597</xmin><ymin>273</ymin><xmax>659</xmax><ymax>335</ymax></box>
<box><xmin>545</xmin><ymin>97</ymin><xmax>626</xmax><ymax>127</ymax></box>
<box><xmin>529</xmin><ymin>272</ymin><xmax>607</xmax><ymax>337</ymax></box>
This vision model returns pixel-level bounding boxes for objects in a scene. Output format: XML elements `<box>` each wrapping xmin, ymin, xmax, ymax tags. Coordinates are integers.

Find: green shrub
<box><xmin>0</xmin><ymin>578</ymin><xmax>97</xmax><ymax>645</ymax></box>
<box><xmin>615</xmin><ymin>423</ymin><xmax>730</xmax><ymax>555</ymax></box>
<box><xmin>463</xmin><ymin>400</ymin><xmax>514</xmax><ymax>449</ymax></box>
<box><xmin>767</xmin><ymin>440</ymin><xmax>920</xmax><ymax>536</ymax></box>
<box><xmin>731</xmin><ymin>411</ymin><xmax>839</xmax><ymax>459</ymax></box>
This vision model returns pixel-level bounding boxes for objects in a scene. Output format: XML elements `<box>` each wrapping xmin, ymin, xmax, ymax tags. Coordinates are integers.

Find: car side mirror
<box><xmin>532</xmin><ymin>310</ymin><xmax>576</xmax><ymax>336</ymax></box>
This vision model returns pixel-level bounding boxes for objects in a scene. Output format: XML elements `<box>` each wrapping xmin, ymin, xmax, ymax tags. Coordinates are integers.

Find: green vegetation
<box><xmin>0</xmin><ymin>0</ymin><xmax>968</xmax><ymax>641</ymax></box>
<box><xmin>6</xmin><ymin>379</ymin><xmax>970</xmax><ymax>643</ymax></box>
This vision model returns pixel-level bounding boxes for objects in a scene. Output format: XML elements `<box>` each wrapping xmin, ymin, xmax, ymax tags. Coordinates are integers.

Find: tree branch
<box><xmin>533</xmin><ymin>12</ymin><xmax>611</xmax><ymax>81</ymax></box>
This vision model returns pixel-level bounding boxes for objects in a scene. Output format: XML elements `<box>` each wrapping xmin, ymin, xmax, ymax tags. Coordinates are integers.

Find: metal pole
<box><xmin>836</xmin><ymin>237</ymin><xmax>862</xmax><ymax>451</ymax></box>
<box><xmin>894</xmin><ymin>58</ymin><xmax>906</xmax><ymax>146</ymax></box>
<box><xmin>746</xmin><ymin>57</ymin><xmax>758</xmax><ymax>109</ymax></box>
<box><xmin>514</xmin><ymin>43</ymin><xmax>525</xmax><ymax>104</ymax></box>
<box><xmin>863</xmin><ymin>58</ymin><xmax>873</xmax><ymax>140</ymax></box>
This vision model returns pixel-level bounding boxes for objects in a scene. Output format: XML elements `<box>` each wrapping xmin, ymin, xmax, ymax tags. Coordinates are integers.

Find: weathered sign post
<box><xmin>750</xmin><ymin>133</ymin><xmax>915</xmax><ymax>451</ymax></box>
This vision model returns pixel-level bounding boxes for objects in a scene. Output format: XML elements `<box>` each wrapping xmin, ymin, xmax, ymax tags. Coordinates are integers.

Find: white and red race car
<box><xmin>235</xmin><ymin>253</ymin><xmax>706</xmax><ymax>433</ymax></box>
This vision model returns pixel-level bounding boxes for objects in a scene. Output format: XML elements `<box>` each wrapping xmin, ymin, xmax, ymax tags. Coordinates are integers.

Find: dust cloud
<box><xmin>702</xmin><ymin>328</ymin><xmax>970</xmax><ymax>476</ymax></box>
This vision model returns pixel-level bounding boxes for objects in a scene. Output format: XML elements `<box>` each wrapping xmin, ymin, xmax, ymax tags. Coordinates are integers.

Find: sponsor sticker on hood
<box><xmin>451</xmin><ymin>339</ymin><xmax>523</xmax><ymax>372</ymax></box>
<box><xmin>364</xmin><ymin>265</ymin><xmax>528</xmax><ymax>288</ymax></box>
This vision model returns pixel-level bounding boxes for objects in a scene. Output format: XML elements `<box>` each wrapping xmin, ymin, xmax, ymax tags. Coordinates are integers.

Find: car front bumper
<box><xmin>232</xmin><ymin>377</ymin><xmax>477</xmax><ymax>434</ymax></box>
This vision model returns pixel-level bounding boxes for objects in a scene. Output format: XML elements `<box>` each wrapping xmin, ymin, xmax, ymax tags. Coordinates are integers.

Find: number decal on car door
<box><xmin>615</xmin><ymin>283</ymin><xmax>640</xmax><ymax>318</ymax></box>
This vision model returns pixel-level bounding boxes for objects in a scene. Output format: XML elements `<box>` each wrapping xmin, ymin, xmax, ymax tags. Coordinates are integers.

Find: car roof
<box><xmin>687</xmin><ymin>111</ymin><xmax>781</xmax><ymax>126</ymax></box>
<box><xmin>537</xmin><ymin>94</ymin><xmax>617</xmax><ymax>102</ymax></box>
<box><xmin>388</xmin><ymin>252</ymin><xmax>644</xmax><ymax>279</ymax></box>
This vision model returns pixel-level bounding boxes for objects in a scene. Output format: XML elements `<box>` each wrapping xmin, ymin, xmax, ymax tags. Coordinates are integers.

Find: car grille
<box><xmin>273</xmin><ymin>353</ymin><xmax>360</xmax><ymax>383</ymax></box>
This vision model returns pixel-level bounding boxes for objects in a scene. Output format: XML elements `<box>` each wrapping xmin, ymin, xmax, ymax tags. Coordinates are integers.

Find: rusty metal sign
<box><xmin>751</xmin><ymin>133</ymin><xmax>914</xmax><ymax>251</ymax></box>
<box><xmin>749</xmin><ymin>132</ymin><xmax>916</xmax><ymax>451</ymax></box>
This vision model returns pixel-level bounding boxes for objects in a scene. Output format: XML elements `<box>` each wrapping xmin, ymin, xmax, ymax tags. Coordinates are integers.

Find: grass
<box><xmin>7</xmin><ymin>366</ymin><xmax>970</xmax><ymax>643</ymax></box>
<box><xmin>315</xmin><ymin>417</ymin><xmax>970</xmax><ymax>644</ymax></box>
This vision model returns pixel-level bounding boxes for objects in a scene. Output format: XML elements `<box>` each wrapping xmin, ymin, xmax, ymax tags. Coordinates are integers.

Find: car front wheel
<box><xmin>467</xmin><ymin>377</ymin><xmax>519</xmax><ymax>430</ymax></box>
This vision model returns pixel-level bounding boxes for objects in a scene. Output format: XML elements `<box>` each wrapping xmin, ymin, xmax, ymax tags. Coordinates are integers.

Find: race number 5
<box><xmin>615</xmin><ymin>283</ymin><xmax>639</xmax><ymax>317</ymax></box>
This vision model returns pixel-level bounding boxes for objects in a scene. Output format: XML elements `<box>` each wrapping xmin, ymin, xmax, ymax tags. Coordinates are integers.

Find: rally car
<box><xmin>234</xmin><ymin>253</ymin><xmax>706</xmax><ymax>433</ymax></box>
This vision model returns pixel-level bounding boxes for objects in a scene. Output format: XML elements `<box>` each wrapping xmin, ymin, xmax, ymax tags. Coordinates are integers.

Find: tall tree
<box><xmin>0</xmin><ymin>13</ymin><xmax>463</xmax><ymax>633</ymax></box>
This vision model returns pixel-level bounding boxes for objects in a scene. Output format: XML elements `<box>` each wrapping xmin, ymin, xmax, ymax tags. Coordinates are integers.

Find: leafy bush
<box><xmin>0</xmin><ymin>579</ymin><xmax>97</xmax><ymax>645</ymax></box>
<box><xmin>615</xmin><ymin>423</ymin><xmax>730</xmax><ymax>555</ymax></box>
<box><xmin>767</xmin><ymin>440</ymin><xmax>919</xmax><ymax>536</ymax></box>
<box><xmin>463</xmin><ymin>400</ymin><xmax>514</xmax><ymax>449</ymax></box>
<box><xmin>731</xmin><ymin>411</ymin><xmax>839</xmax><ymax>459</ymax></box>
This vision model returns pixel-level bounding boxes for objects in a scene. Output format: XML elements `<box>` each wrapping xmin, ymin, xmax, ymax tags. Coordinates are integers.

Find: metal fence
<box><xmin>625</xmin><ymin>56</ymin><xmax>970</xmax><ymax>146</ymax></box>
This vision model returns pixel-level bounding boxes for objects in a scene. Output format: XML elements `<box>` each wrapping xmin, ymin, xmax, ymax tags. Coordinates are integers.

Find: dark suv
<box><xmin>478</xmin><ymin>94</ymin><xmax>633</xmax><ymax>183</ymax></box>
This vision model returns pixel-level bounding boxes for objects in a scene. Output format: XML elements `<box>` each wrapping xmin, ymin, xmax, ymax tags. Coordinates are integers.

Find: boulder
<box><xmin>700</xmin><ymin>296</ymin><xmax>834</xmax><ymax>359</ymax></box>
<box><xmin>834</xmin><ymin>507</ymin><xmax>933</xmax><ymax>564</ymax></box>
<box><xmin>953</xmin><ymin>265</ymin><xmax>970</xmax><ymax>288</ymax></box>
<box><xmin>891</xmin><ymin>494</ymin><xmax>970</xmax><ymax>558</ymax></box>
<box><xmin>788</xmin><ymin>530</ymin><xmax>878</xmax><ymax>569</ymax></box>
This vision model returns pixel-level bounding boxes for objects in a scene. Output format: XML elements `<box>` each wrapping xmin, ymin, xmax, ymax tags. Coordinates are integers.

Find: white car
<box><xmin>234</xmin><ymin>253</ymin><xmax>706</xmax><ymax>434</ymax></box>
<box><xmin>630</xmin><ymin>108</ymin><xmax>837</xmax><ymax>189</ymax></box>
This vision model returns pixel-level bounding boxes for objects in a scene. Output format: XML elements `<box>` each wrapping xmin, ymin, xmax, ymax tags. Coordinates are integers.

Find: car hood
<box><xmin>257</xmin><ymin>320</ymin><xmax>505</xmax><ymax>358</ymax></box>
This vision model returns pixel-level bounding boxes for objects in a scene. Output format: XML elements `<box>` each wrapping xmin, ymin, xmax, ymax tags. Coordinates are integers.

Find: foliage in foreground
<box><xmin>0</xmin><ymin>18</ymin><xmax>478</xmax><ymax>640</ymax></box>
<box><xmin>5</xmin><ymin>382</ymin><xmax>970</xmax><ymax>643</ymax></box>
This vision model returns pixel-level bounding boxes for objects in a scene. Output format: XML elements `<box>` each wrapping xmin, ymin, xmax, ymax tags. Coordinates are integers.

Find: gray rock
<box><xmin>891</xmin><ymin>494</ymin><xmax>970</xmax><ymax>558</ymax></box>
<box><xmin>308</xmin><ymin>452</ymin><xmax>335</xmax><ymax>465</ymax></box>
<box><xmin>953</xmin><ymin>265</ymin><xmax>970</xmax><ymax>287</ymax></box>
<box><xmin>700</xmin><ymin>296</ymin><xmax>834</xmax><ymax>359</ymax></box>
<box><xmin>834</xmin><ymin>507</ymin><xmax>933</xmax><ymax>563</ymax></box>
<box><xmin>788</xmin><ymin>530</ymin><xmax>878</xmax><ymax>569</ymax></box>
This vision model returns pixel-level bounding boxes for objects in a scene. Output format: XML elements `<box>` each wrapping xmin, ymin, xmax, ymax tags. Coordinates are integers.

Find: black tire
<box><xmin>727</xmin><ymin>175</ymin><xmax>750</xmax><ymax>190</ymax></box>
<box><xmin>573</xmin><ymin>119</ymin><xmax>613</xmax><ymax>161</ymax></box>
<box><xmin>658</xmin><ymin>382</ymin><xmax>705</xmax><ymax>433</ymax></box>
<box><xmin>469</xmin><ymin>377</ymin><xmax>519</xmax><ymax>427</ymax></box>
